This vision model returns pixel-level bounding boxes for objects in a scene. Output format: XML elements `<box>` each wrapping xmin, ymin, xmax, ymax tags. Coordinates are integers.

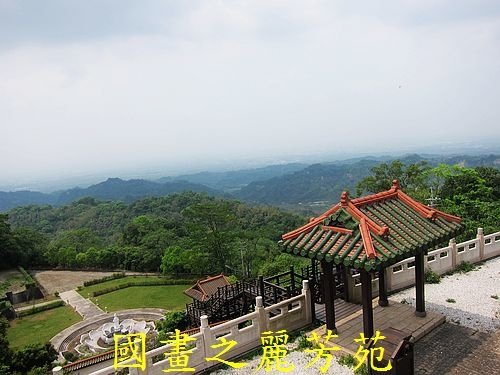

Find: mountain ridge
<box><xmin>1</xmin><ymin>154</ymin><xmax>498</xmax><ymax>212</ymax></box>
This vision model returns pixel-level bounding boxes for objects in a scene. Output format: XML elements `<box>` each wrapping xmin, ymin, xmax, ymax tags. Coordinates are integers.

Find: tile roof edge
<box><xmin>282</xmin><ymin>203</ymin><xmax>341</xmax><ymax>241</ymax></box>
<box><xmin>359</xmin><ymin>217</ymin><xmax>377</xmax><ymax>259</ymax></box>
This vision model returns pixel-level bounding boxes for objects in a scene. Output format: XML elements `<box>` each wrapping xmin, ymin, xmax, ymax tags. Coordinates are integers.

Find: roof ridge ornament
<box><xmin>391</xmin><ymin>179</ymin><xmax>400</xmax><ymax>191</ymax></box>
<box><xmin>340</xmin><ymin>191</ymin><xmax>349</xmax><ymax>207</ymax></box>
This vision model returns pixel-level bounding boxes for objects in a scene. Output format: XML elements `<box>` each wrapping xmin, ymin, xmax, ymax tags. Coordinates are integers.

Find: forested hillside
<box><xmin>355</xmin><ymin>162</ymin><xmax>500</xmax><ymax>240</ymax></box>
<box><xmin>158</xmin><ymin>163</ymin><xmax>307</xmax><ymax>191</ymax></box>
<box><xmin>234</xmin><ymin>160</ymin><xmax>379</xmax><ymax>204</ymax></box>
<box><xmin>1</xmin><ymin>154</ymin><xmax>497</xmax><ymax>212</ymax></box>
<box><xmin>0</xmin><ymin>178</ymin><xmax>219</xmax><ymax>212</ymax></box>
<box><xmin>235</xmin><ymin>154</ymin><xmax>500</xmax><ymax>207</ymax></box>
<box><xmin>5</xmin><ymin>193</ymin><xmax>306</xmax><ymax>277</ymax></box>
<box><xmin>2</xmin><ymin>161</ymin><xmax>498</xmax><ymax>279</ymax></box>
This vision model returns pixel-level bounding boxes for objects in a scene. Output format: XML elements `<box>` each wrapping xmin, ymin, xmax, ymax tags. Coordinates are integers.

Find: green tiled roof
<box><xmin>280</xmin><ymin>180</ymin><xmax>463</xmax><ymax>271</ymax></box>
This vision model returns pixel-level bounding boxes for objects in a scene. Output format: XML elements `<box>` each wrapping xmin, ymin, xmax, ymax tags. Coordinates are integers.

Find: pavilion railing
<box><xmin>348</xmin><ymin>228</ymin><xmax>500</xmax><ymax>303</ymax></box>
<box><xmin>185</xmin><ymin>266</ymin><xmax>310</xmax><ymax>327</ymax></box>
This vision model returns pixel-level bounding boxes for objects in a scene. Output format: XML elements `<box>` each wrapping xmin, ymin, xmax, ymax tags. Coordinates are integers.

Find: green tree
<box><xmin>11</xmin><ymin>343</ymin><xmax>57</xmax><ymax>374</ymax></box>
<box><xmin>11</xmin><ymin>228</ymin><xmax>49</xmax><ymax>267</ymax></box>
<box><xmin>161</xmin><ymin>245</ymin><xmax>191</xmax><ymax>275</ymax></box>
<box><xmin>432</xmin><ymin>166</ymin><xmax>500</xmax><ymax>239</ymax></box>
<box><xmin>0</xmin><ymin>215</ymin><xmax>18</xmax><ymax>269</ymax></box>
<box><xmin>182</xmin><ymin>201</ymin><xmax>237</xmax><ymax>273</ymax></box>
<box><xmin>356</xmin><ymin>160</ymin><xmax>429</xmax><ymax>199</ymax></box>
<box><xmin>258</xmin><ymin>253</ymin><xmax>309</xmax><ymax>277</ymax></box>
<box><xmin>0</xmin><ymin>318</ymin><xmax>12</xmax><ymax>370</ymax></box>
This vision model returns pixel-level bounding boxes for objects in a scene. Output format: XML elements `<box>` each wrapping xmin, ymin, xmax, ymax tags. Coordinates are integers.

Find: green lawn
<box><xmin>78</xmin><ymin>275</ymin><xmax>177</xmax><ymax>297</ymax></box>
<box><xmin>90</xmin><ymin>285</ymin><xmax>191</xmax><ymax>312</ymax></box>
<box><xmin>7</xmin><ymin>306</ymin><xmax>82</xmax><ymax>349</ymax></box>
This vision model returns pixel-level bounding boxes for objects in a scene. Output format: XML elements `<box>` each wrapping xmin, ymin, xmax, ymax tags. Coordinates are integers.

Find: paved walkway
<box><xmin>312</xmin><ymin>298</ymin><xmax>445</xmax><ymax>355</ymax></box>
<box><xmin>315</xmin><ymin>300</ymin><xmax>362</xmax><ymax>324</ymax></box>
<box><xmin>60</xmin><ymin>290</ymin><xmax>104</xmax><ymax>319</ymax></box>
<box><xmin>415</xmin><ymin>322</ymin><xmax>500</xmax><ymax>375</ymax></box>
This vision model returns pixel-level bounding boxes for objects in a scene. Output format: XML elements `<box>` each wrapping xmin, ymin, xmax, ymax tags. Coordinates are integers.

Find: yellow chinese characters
<box><xmin>161</xmin><ymin>329</ymin><xmax>197</xmax><ymax>372</ymax></box>
<box><xmin>113</xmin><ymin>333</ymin><xmax>146</xmax><ymax>371</ymax></box>
<box><xmin>206</xmin><ymin>337</ymin><xmax>247</xmax><ymax>369</ymax></box>
<box><xmin>304</xmin><ymin>329</ymin><xmax>341</xmax><ymax>373</ymax></box>
<box><xmin>354</xmin><ymin>330</ymin><xmax>392</xmax><ymax>372</ymax></box>
<box><xmin>257</xmin><ymin>329</ymin><xmax>294</xmax><ymax>372</ymax></box>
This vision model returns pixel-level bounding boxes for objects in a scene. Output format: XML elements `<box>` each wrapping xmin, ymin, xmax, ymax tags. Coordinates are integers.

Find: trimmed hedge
<box><xmin>0</xmin><ymin>300</ymin><xmax>12</xmax><ymax>312</ymax></box>
<box><xmin>83</xmin><ymin>272</ymin><xmax>126</xmax><ymax>287</ymax></box>
<box><xmin>92</xmin><ymin>279</ymin><xmax>194</xmax><ymax>297</ymax></box>
<box><xmin>17</xmin><ymin>299</ymin><xmax>65</xmax><ymax>317</ymax></box>
<box><xmin>18</xmin><ymin>266</ymin><xmax>35</xmax><ymax>286</ymax></box>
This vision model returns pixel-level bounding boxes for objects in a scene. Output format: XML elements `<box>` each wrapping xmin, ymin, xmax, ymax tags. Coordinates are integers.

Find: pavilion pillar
<box><xmin>321</xmin><ymin>260</ymin><xmax>337</xmax><ymax>333</ymax></box>
<box><xmin>360</xmin><ymin>269</ymin><xmax>374</xmax><ymax>339</ymax></box>
<box><xmin>415</xmin><ymin>252</ymin><xmax>426</xmax><ymax>317</ymax></box>
<box><xmin>378</xmin><ymin>269</ymin><xmax>388</xmax><ymax>307</ymax></box>
<box><xmin>342</xmin><ymin>266</ymin><xmax>351</xmax><ymax>302</ymax></box>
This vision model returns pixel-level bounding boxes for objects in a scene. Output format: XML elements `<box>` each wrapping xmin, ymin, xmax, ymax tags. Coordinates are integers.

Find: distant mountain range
<box><xmin>233</xmin><ymin>154</ymin><xmax>500</xmax><ymax>206</ymax></box>
<box><xmin>157</xmin><ymin>163</ymin><xmax>307</xmax><ymax>191</ymax></box>
<box><xmin>0</xmin><ymin>179</ymin><xmax>219</xmax><ymax>212</ymax></box>
<box><xmin>1</xmin><ymin>154</ymin><xmax>498</xmax><ymax>212</ymax></box>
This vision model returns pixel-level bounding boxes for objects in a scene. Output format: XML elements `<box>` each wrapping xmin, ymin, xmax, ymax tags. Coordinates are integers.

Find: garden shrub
<box><xmin>83</xmin><ymin>273</ymin><xmax>126</xmax><ymax>287</ymax></box>
<box><xmin>17</xmin><ymin>300</ymin><xmax>64</xmax><ymax>317</ymax></box>
<box><xmin>157</xmin><ymin>311</ymin><xmax>188</xmax><ymax>333</ymax></box>
<box><xmin>295</xmin><ymin>333</ymin><xmax>314</xmax><ymax>350</ymax></box>
<box><xmin>91</xmin><ymin>279</ymin><xmax>195</xmax><ymax>297</ymax></box>
<box><xmin>454</xmin><ymin>261</ymin><xmax>477</xmax><ymax>273</ymax></box>
<box><xmin>18</xmin><ymin>266</ymin><xmax>35</xmax><ymax>286</ymax></box>
<box><xmin>424</xmin><ymin>268</ymin><xmax>441</xmax><ymax>284</ymax></box>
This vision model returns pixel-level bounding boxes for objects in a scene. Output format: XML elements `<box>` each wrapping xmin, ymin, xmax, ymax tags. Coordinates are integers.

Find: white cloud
<box><xmin>1</xmin><ymin>1</ymin><xmax>499</xmax><ymax>184</ymax></box>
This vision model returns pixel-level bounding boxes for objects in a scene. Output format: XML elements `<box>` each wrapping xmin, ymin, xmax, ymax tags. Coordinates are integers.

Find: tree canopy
<box><xmin>357</xmin><ymin>161</ymin><xmax>500</xmax><ymax>240</ymax></box>
<box><xmin>7</xmin><ymin>192</ymin><xmax>304</xmax><ymax>276</ymax></box>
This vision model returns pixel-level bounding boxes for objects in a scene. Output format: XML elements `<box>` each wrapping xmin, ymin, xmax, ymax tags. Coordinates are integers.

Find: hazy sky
<box><xmin>1</xmin><ymin>0</ymin><xmax>500</xmax><ymax>186</ymax></box>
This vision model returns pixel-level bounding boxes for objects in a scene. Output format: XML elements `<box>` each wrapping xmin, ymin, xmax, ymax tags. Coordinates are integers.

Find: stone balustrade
<box><xmin>348</xmin><ymin>228</ymin><xmax>500</xmax><ymax>303</ymax></box>
<box><xmin>69</xmin><ymin>280</ymin><xmax>312</xmax><ymax>375</ymax></box>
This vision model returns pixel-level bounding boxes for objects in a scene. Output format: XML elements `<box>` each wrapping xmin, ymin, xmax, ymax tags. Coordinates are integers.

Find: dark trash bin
<box><xmin>367</xmin><ymin>327</ymin><xmax>414</xmax><ymax>375</ymax></box>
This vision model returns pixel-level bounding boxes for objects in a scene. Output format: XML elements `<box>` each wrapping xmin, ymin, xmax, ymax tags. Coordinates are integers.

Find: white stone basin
<box><xmin>75</xmin><ymin>314</ymin><xmax>156</xmax><ymax>355</ymax></box>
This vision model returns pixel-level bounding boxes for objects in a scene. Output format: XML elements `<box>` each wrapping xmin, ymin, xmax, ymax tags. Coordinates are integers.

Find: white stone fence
<box><xmin>81</xmin><ymin>280</ymin><xmax>312</xmax><ymax>375</ymax></box>
<box><xmin>348</xmin><ymin>228</ymin><xmax>500</xmax><ymax>303</ymax></box>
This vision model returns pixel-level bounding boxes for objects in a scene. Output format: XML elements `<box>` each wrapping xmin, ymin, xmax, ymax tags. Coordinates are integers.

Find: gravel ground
<box><xmin>210</xmin><ymin>257</ymin><xmax>500</xmax><ymax>374</ymax></box>
<box><xmin>392</xmin><ymin>257</ymin><xmax>500</xmax><ymax>332</ymax></box>
<box><xmin>31</xmin><ymin>270</ymin><xmax>157</xmax><ymax>294</ymax></box>
<box><xmin>212</xmin><ymin>348</ymin><xmax>356</xmax><ymax>375</ymax></box>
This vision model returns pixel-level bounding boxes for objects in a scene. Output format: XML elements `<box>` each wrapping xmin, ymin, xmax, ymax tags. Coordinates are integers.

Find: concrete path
<box><xmin>415</xmin><ymin>322</ymin><xmax>500</xmax><ymax>375</ymax></box>
<box><xmin>59</xmin><ymin>290</ymin><xmax>104</xmax><ymax>319</ymax></box>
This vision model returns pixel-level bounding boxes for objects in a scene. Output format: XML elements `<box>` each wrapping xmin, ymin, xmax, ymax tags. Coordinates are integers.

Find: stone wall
<box><xmin>348</xmin><ymin>228</ymin><xmax>500</xmax><ymax>303</ymax></box>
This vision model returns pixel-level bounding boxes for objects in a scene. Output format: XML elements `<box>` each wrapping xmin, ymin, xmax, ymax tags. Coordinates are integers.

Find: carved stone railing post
<box><xmin>200</xmin><ymin>315</ymin><xmax>211</xmax><ymax>371</ymax></box>
<box><xmin>255</xmin><ymin>296</ymin><xmax>268</xmax><ymax>334</ymax></box>
<box><xmin>477</xmin><ymin>228</ymin><xmax>485</xmax><ymax>260</ymax></box>
<box><xmin>301</xmin><ymin>280</ymin><xmax>312</xmax><ymax>324</ymax></box>
<box><xmin>449</xmin><ymin>238</ymin><xmax>457</xmax><ymax>268</ymax></box>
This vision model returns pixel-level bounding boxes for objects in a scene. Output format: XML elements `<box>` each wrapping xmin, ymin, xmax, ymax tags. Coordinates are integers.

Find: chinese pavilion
<box><xmin>184</xmin><ymin>274</ymin><xmax>231</xmax><ymax>302</ymax></box>
<box><xmin>280</xmin><ymin>180</ymin><xmax>462</xmax><ymax>338</ymax></box>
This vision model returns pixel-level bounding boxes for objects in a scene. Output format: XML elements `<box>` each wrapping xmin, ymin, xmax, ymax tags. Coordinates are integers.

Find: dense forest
<box><xmin>2</xmin><ymin>192</ymin><xmax>307</xmax><ymax>277</ymax></box>
<box><xmin>0</xmin><ymin>179</ymin><xmax>218</xmax><ymax>212</ymax></box>
<box><xmin>1</xmin><ymin>161</ymin><xmax>498</xmax><ymax>279</ymax></box>
<box><xmin>234</xmin><ymin>154</ymin><xmax>500</xmax><ymax>206</ymax></box>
